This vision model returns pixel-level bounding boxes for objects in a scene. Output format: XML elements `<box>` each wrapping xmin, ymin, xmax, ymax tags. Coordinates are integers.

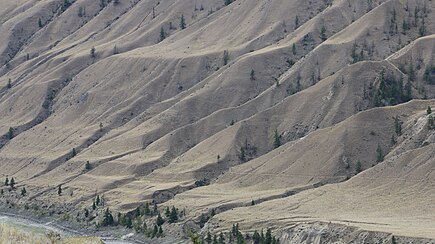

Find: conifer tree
<box><xmin>165</xmin><ymin>206</ymin><xmax>170</xmax><ymax>217</ymax></box>
<box><xmin>394</xmin><ymin>116</ymin><xmax>402</xmax><ymax>136</ymax></box>
<box><xmin>158</xmin><ymin>225</ymin><xmax>163</xmax><ymax>237</ymax></box>
<box><xmin>90</xmin><ymin>47</ymin><xmax>96</xmax><ymax>58</ymax></box>
<box><xmin>265</xmin><ymin>228</ymin><xmax>273</xmax><ymax>244</ymax></box>
<box><xmin>320</xmin><ymin>25</ymin><xmax>327</xmax><ymax>41</ymax></box>
<box><xmin>160</xmin><ymin>27</ymin><xmax>166</xmax><ymax>42</ymax></box>
<box><xmin>273</xmin><ymin>129</ymin><xmax>281</xmax><ymax>149</ymax></box>
<box><xmin>427</xmin><ymin>106</ymin><xmax>432</xmax><ymax>115</ymax></box>
<box><xmin>144</xmin><ymin>202</ymin><xmax>151</xmax><ymax>215</ymax></box>
<box><xmin>10</xmin><ymin>177</ymin><xmax>15</xmax><ymax>188</ymax></box>
<box><xmin>204</xmin><ymin>232</ymin><xmax>211</xmax><ymax>243</ymax></box>
<box><xmin>376</xmin><ymin>144</ymin><xmax>384</xmax><ymax>162</ymax></box>
<box><xmin>169</xmin><ymin>206</ymin><xmax>178</xmax><ymax>223</ymax></box>
<box><xmin>152</xmin><ymin>225</ymin><xmax>158</xmax><ymax>238</ymax></box>
<box><xmin>21</xmin><ymin>187</ymin><xmax>26</xmax><ymax>196</ymax></box>
<box><xmin>8</xmin><ymin>127</ymin><xmax>14</xmax><ymax>139</ymax></box>
<box><xmin>58</xmin><ymin>184</ymin><xmax>62</xmax><ymax>195</ymax></box>
<box><xmin>223</xmin><ymin>50</ymin><xmax>230</xmax><ymax>65</ymax></box>
<box><xmin>156</xmin><ymin>212</ymin><xmax>164</xmax><ymax>226</ymax></box>
<box><xmin>294</xmin><ymin>15</ymin><xmax>299</xmax><ymax>29</ymax></box>
<box><xmin>85</xmin><ymin>161</ymin><xmax>91</xmax><ymax>170</ymax></box>
<box><xmin>239</xmin><ymin>146</ymin><xmax>246</xmax><ymax>162</ymax></box>
<box><xmin>218</xmin><ymin>232</ymin><xmax>225</xmax><ymax>244</ymax></box>
<box><xmin>5</xmin><ymin>176</ymin><xmax>8</xmax><ymax>186</ymax></box>
<box><xmin>102</xmin><ymin>208</ymin><xmax>114</xmax><ymax>226</ymax></box>
<box><xmin>180</xmin><ymin>15</ymin><xmax>186</xmax><ymax>29</ymax></box>
<box><xmin>355</xmin><ymin>161</ymin><xmax>362</xmax><ymax>173</ymax></box>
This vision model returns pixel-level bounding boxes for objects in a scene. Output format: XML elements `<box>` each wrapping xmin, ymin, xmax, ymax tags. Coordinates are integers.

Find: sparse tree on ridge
<box><xmin>273</xmin><ymin>129</ymin><xmax>281</xmax><ymax>149</ymax></box>
<box><xmin>180</xmin><ymin>15</ymin><xmax>186</xmax><ymax>29</ymax></box>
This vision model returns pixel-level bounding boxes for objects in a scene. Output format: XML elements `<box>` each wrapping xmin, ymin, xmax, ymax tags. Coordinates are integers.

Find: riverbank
<box><xmin>0</xmin><ymin>209</ymin><xmax>141</xmax><ymax>244</ymax></box>
<box><xmin>0</xmin><ymin>200</ymin><xmax>188</xmax><ymax>244</ymax></box>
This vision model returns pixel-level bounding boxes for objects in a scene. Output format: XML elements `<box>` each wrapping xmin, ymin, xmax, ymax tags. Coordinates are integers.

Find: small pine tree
<box><xmin>223</xmin><ymin>50</ymin><xmax>230</xmax><ymax>65</ymax></box>
<box><xmin>180</xmin><ymin>15</ymin><xmax>186</xmax><ymax>29</ymax></box>
<box><xmin>392</xmin><ymin>236</ymin><xmax>397</xmax><ymax>244</ymax></box>
<box><xmin>294</xmin><ymin>15</ymin><xmax>299</xmax><ymax>29</ymax></box>
<box><xmin>96</xmin><ymin>195</ymin><xmax>100</xmax><ymax>205</ymax></box>
<box><xmin>159</xmin><ymin>27</ymin><xmax>166</xmax><ymax>42</ymax></box>
<box><xmin>152</xmin><ymin>225</ymin><xmax>158</xmax><ymax>238</ymax></box>
<box><xmin>169</xmin><ymin>206</ymin><xmax>178</xmax><ymax>223</ymax></box>
<box><xmin>376</xmin><ymin>144</ymin><xmax>384</xmax><ymax>162</ymax></box>
<box><xmin>206</xmin><ymin>232</ymin><xmax>212</xmax><ymax>244</ymax></box>
<box><xmin>90</xmin><ymin>47</ymin><xmax>96</xmax><ymax>58</ymax></box>
<box><xmin>0</xmin><ymin>189</ymin><xmax>3</xmax><ymax>196</ymax></box>
<box><xmin>144</xmin><ymin>202</ymin><xmax>151</xmax><ymax>215</ymax></box>
<box><xmin>38</xmin><ymin>18</ymin><xmax>43</xmax><ymax>28</ymax></box>
<box><xmin>158</xmin><ymin>225</ymin><xmax>163</xmax><ymax>237</ymax></box>
<box><xmin>239</xmin><ymin>146</ymin><xmax>246</xmax><ymax>162</ymax></box>
<box><xmin>71</xmin><ymin>148</ymin><xmax>77</xmax><ymax>158</ymax></box>
<box><xmin>391</xmin><ymin>135</ymin><xmax>396</xmax><ymax>145</ymax></box>
<box><xmin>292</xmin><ymin>43</ymin><xmax>297</xmax><ymax>55</ymax></box>
<box><xmin>253</xmin><ymin>230</ymin><xmax>261</xmax><ymax>244</ymax></box>
<box><xmin>427</xmin><ymin>106</ymin><xmax>432</xmax><ymax>115</ymax></box>
<box><xmin>9</xmin><ymin>177</ymin><xmax>15</xmax><ymax>188</ymax></box>
<box><xmin>265</xmin><ymin>228</ymin><xmax>272</xmax><ymax>244</ymax></box>
<box><xmin>21</xmin><ymin>187</ymin><xmax>26</xmax><ymax>196</ymax></box>
<box><xmin>273</xmin><ymin>129</ymin><xmax>281</xmax><ymax>149</ymax></box>
<box><xmin>85</xmin><ymin>161</ymin><xmax>91</xmax><ymax>170</ymax></box>
<box><xmin>84</xmin><ymin>208</ymin><xmax>89</xmax><ymax>217</ymax></box>
<box><xmin>92</xmin><ymin>200</ymin><xmax>96</xmax><ymax>210</ymax></box>
<box><xmin>102</xmin><ymin>208</ymin><xmax>114</xmax><ymax>226</ymax></box>
<box><xmin>156</xmin><ymin>212</ymin><xmax>164</xmax><ymax>226</ymax></box>
<box><xmin>355</xmin><ymin>161</ymin><xmax>362</xmax><ymax>173</ymax></box>
<box><xmin>428</xmin><ymin>115</ymin><xmax>435</xmax><ymax>130</ymax></box>
<box><xmin>164</xmin><ymin>206</ymin><xmax>170</xmax><ymax>217</ymax></box>
<box><xmin>126</xmin><ymin>216</ymin><xmax>133</xmax><ymax>228</ymax></box>
<box><xmin>250</xmin><ymin>69</ymin><xmax>256</xmax><ymax>80</ymax></box>
<box><xmin>394</xmin><ymin>116</ymin><xmax>402</xmax><ymax>136</ymax></box>
<box><xmin>5</xmin><ymin>177</ymin><xmax>9</xmax><ymax>186</ymax></box>
<box><xmin>153</xmin><ymin>203</ymin><xmax>158</xmax><ymax>214</ymax></box>
<box><xmin>58</xmin><ymin>184</ymin><xmax>62</xmax><ymax>195</ymax></box>
<box><xmin>7</xmin><ymin>79</ymin><xmax>12</xmax><ymax>89</ymax></box>
<box><xmin>8</xmin><ymin>127</ymin><xmax>14</xmax><ymax>139</ymax></box>
<box><xmin>320</xmin><ymin>25</ymin><xmax>327</xmax><ymax>41</ymax></box>
<box><xmin>251</xmin><ymin>200</ymin><xmax>255</xmax><ymax>206</ymax></box>
<box><xmin>78</xmin><ymin>6</ymin><xmax>84</xmax><ymax>17</ymax></box>
<box><xmin>218</xmin><ymin>232</ymin><xmax>225</xmax><ymax>244</ymax></box>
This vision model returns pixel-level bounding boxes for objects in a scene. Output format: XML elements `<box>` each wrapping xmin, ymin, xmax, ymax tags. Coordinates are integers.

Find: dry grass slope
<box><xmin>0</xmin><ymin>0</ymin><xmax>434</xmax><ymax>241</ymax></box>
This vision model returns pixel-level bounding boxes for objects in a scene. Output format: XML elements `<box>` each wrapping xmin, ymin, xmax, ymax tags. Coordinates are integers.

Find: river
<box><xmin>0</xmin><ymin>213</ymin><xmax>135</xmax><ymax>244</ymax></box>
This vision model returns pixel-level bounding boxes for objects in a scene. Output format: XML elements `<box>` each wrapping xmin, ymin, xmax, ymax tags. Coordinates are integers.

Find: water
<box><xmin>0</xmin><ymin>213</ymin><xmax>135</xmax><ymax>244</ymax></box>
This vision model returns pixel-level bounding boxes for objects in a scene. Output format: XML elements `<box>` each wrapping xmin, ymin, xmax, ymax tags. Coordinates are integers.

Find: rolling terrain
<box><xmin>0</xmin><ymin>0</ymin><xmax>434</xmax><ymax>242</ymax></box>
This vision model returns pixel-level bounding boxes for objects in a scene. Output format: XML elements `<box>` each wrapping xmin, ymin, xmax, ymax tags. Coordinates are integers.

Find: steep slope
<box><xmin>0</xmin><ymin>0</ymin><xmax>434</xmax><ymax>241</ymax></box>
<box><xmin>208</xmin><ymin>102</ymin><xmax>435</xmax><ymax>240</ymax></box>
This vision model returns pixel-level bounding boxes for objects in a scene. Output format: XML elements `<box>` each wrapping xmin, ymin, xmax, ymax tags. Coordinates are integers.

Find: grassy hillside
<box><xmin>0</xmin><ymin>0</ymin><xmax>434</xmax><ymax>242</ymax></box>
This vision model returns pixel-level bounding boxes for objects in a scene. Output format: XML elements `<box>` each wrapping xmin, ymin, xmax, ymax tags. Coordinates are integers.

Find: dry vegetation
<box><xmin>0</xmin><ymin>0</ymin><xmax>434</xmax><ymax>242</ymax></box>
